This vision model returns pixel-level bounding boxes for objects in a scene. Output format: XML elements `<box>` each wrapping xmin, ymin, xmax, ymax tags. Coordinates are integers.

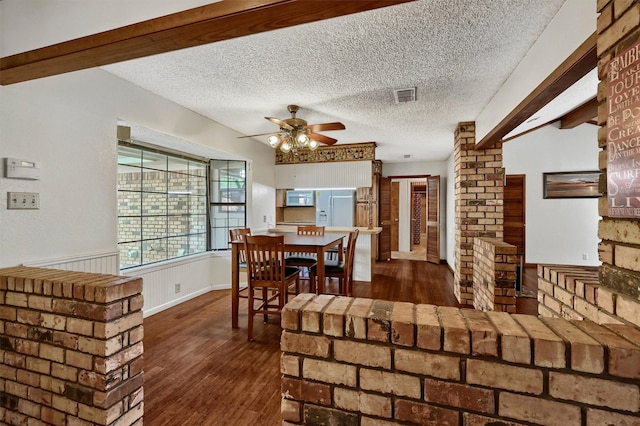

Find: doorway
<box><xmin>504</xmin><ymin>174</ymin><xmax>526</xmax><ymax>260</ymax></box>
<box><xmin>391</xmin><ymin>178</ymin><xmax>426</xmax><ymax>261</ymax></box>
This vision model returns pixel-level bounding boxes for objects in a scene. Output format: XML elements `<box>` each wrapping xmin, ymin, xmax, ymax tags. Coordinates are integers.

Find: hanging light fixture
<box><xmin>268</xmin><ymin>128</ymin><xmax>319</xmax><ymax>153</ymax></box>
<box><xmin>239</xmin><ymin>105</ymin><xmax>345</xmax><ymax>153</ymax></box>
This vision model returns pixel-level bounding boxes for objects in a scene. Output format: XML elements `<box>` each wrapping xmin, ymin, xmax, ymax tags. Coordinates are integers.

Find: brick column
<box><xmin>0</xmin><ymin>267</ymin><xmax>143</xmax><ymax>425</ymax></box>
<box><xmin>454</xmin><ymin>122</ymin><xmax>505</xmax><ymax>304</ymax></box>
<box><xmin>597</xmin><ymin>0</ymin><xmax>640</xmax><ymax>300</ymax></box>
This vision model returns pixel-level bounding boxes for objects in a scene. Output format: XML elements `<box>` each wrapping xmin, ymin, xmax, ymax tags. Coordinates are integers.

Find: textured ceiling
<box><xmin>103</xmin><ymin>0</ymin><xmax>572</xmax><ymax>163</ymax></box>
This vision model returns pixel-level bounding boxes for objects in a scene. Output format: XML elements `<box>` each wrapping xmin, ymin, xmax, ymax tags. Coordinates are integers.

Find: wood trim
<box><xmin>499</xmin><ymin>120</ymin><xmax>557</xmax><ymax>143</ymax></box>
<box><xmin>560</xmin><ymin>97</ymin><xmax>598</xmax><ymax>129</ymax></box>
<box><xmin>275</xmin><ymin>141</ymin><xmax>377</xmax><ymax>164</ymax></box>
<box><xmin>476</xmin><ymin>31</ymin><xmax>597</xmax><ymax>149</ymax></box>
<box><xmin>499</xmin><ymin>96</ymin><xmax>597</xmax><ymax>143</ymax></box>
<box><xmin>0</xmin><ymin>0</ymin><xmax>412</xmax><ymax>85</ymax></box>
<box><xmin>387</xmin><ymin>174</ymin><xmax>430</xmax><ymax>179</ymax></box>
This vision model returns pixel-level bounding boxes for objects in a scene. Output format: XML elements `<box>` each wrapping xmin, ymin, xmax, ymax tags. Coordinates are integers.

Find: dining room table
<box><xmin>230</xmin><ymin>231</ymin><xmax>345</xmax><ymax>328</ymax></box>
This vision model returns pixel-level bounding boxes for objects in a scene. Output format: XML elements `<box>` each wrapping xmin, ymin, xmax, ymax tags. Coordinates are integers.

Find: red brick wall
<box><xmin>454</xmin><ymin>122</ymin><xmax>505</xmax><ymax>305</ymax></box>
<box><xmin>0</xmin><ymin>267</ymin><xmax>143</xmax><ymax>425</ymax></box>
<box><xmin>473</xmin><ymin>238</ymin><xmax>518</xmax><ymax>313</ymax></box>
<box><xmin>281</xmin><ymin>294</ymin><xmax>640</xmax><ymax>425</ymax></box>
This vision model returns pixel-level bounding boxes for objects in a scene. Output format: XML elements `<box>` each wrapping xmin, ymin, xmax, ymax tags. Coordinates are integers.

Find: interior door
<box><xmin>426</xmin><ymin>176</ymin><xmax>440</xmax><ymax>264</ymax></box>
<box><xmin>378</xmin><ymin>177</ymin><xmax>391</xmax><ymax>261</ymax></box>
<box><xmin>504</xmin><ymin>174</ymin><xmax>526</xmax><ymax>257</ymax></box>
<box><xmin>391</xmin><ymin>181</ymin><xmax>399</xmax><ymax>251</ymax></box>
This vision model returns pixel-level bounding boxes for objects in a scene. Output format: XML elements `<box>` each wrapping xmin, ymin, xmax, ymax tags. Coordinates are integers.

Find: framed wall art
<box><xmin>542</xmin><ymin>171</ymin><xmax>601</xmax><ymax>199</ymax></box>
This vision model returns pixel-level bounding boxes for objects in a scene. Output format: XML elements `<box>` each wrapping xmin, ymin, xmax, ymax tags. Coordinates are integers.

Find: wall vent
<box><xmin>394</xmin><ymin>87</ymin><xmax>416</xmax><ymax>103</ymax></box>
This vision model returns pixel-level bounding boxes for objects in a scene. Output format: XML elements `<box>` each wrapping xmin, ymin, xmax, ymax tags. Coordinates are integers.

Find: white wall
<box><xmin>0</xmin><ymin>68</ymin><xmax>276</xmax><ymax>316</ymax></box>
<box><xmin>503</xmin><ymin>123</ymin><xmax>600</xmax><ymax>266</ymax></box>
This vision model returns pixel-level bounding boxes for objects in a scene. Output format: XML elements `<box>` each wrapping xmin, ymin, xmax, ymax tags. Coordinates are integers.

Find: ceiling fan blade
<box><xmin>237</xmin><ymin>131</ymin><xmax>276</xmax><ymax>138</ymax></box>
<box><xmin>310</xmin><ymin>132</ymin><xmax>337</xmax><ymax>145</ymax></box>
<box><xmin>305</xmin><ymin>122</ymin><xmax>345</xmax><ymax>132</ymax></box>
<box><xmin>265</xmin><ymin>117</ymin><xmax>293</xmax><ymax>130</ymax></box>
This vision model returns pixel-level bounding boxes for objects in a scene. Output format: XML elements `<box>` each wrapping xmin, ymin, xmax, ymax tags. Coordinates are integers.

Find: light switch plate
<box><xmin>7</xmin><ymin>192</ymin><xmax>39</xmax><ymax>209</ymax></box>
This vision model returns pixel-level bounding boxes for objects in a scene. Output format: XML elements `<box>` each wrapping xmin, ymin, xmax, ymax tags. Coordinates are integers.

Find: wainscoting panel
<box><xmin>124</xmin><ymin>252</ymin><xmax>231</xmax><ymax>317</ymax></box>
<box><xmin>23</xmin><ymin>250</ymin><xmax>120</xmax><ymax>275</ymax></box>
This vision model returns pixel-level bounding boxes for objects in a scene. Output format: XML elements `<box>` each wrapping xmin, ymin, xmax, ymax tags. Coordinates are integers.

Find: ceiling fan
<box><xmin>238</xmin><ymin>105</ymin><xmax>345</xmax><ymax>153</ymax></box>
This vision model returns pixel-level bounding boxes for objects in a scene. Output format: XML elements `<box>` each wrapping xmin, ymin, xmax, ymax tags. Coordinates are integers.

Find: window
<box><xmin>210</xmin><ymin>160</ymin><xmax>246</xmax><ymax>250</ymax></box>
<box><xmin>117</xmin><ymin>144</ymin><xmax>208</xmax><ymax>269</ymax></box>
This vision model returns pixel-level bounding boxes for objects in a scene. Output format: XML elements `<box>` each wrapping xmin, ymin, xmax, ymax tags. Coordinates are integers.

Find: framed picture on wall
<box><xmin>543</xmin><ymin>171</ymin><xmax>601</xmax><ymax>199</ymax></box>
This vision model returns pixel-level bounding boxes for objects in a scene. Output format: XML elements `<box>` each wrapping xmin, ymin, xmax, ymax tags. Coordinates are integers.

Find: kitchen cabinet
<box><xmin>355</xmin><ymin>173</ymin><xmax>379</xmax><ymax>228</ymax></box>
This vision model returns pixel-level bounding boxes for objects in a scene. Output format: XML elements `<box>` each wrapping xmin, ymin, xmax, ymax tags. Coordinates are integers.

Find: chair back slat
<box><xmin>344</xmin><ymin>229</ymin><xmax>360</xmax><ymax>293</ymax></box>
<box><xmin>230</xmin><ymin>228</ymin><xmax>251</xmax><ymax>263</ymax></box>
<box><xmin>245</xmin><ymin>235</ymin><xmax>287</xmax><ymax>282</ymax></box>
<box><xmin>297</xmin><ymin>225</ymin><xmax>325</xmax><ymax>236</ymax></box>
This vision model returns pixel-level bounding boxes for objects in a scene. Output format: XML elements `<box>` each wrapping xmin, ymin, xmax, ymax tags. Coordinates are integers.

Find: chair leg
<box><xmin>262</xmin><ymin>287</ymin><xmax>268</xmax><ymax>323</ymax></box>
<box><xmin>309</xmin><ymin>271</ymin><xmax>316</xmax><ymax>293</ymax></box>
<box><xmin>248</xmin><ymin>285</ymin><xmax>254</xmax><ymax>342</ymax></box>
<box><xmin>280</xmin><ymin>284</ymin><xmax>287</xmax><ymax>309</ymax></box>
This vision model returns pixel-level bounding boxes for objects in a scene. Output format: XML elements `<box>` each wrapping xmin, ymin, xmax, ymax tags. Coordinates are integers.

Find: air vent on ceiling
<box><xmin>394</xmin><ymin>87</ymin><xmax>416</xmax><ymax>104</ymax></box>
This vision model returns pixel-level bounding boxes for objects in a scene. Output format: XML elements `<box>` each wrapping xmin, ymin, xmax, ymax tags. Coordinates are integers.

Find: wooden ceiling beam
<box><xmin>560</xmin><ymin>96</ymin><xmax>598</xmax><ymax>128</ymax></box>
<box><xmin>475</xmin><ymin>31</ymin><xmax>597</xmax><ymax>149</ymax></box>
<box><xmin>0</xmin><ymin>0</ymin><xmax>412</xmax><ymax>85</ymax></box>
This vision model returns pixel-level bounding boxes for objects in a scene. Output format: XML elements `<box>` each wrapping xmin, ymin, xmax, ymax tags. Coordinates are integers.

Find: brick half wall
<box><xmin>473</xmin><ymin>238</ymin><xmax>518</xmax><ymax>313</ymax></box>
<box><xmin>537</xmin><ymin>264</ymin><xmax>640</xmax><ymax>328</ymax></box>
<box><xmin>281</xmin><ymin>294</ymin><xmax>640</xmax><ymax>425</ymax></box>
<box><xmin>0</xmin><ymin>267</ymin><xmax>144</xmax><ymax>426</ymax></box>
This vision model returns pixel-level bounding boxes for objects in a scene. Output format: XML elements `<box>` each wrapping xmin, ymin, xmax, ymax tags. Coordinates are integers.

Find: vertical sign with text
<box><xmin>607</xmin><ymin>40</ymin><xmax>640</xmax><ymax>218</ymax></box>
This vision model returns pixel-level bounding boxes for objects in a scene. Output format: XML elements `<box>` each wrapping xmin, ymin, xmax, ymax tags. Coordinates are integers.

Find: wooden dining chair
<box><xmin>310</xmin><ymin>229</ymin><xmax>359</xmax><ymax>296</ymax></box>
<box><xmin>285</xmin><ymin>225</ymin><xmax>325</xmax><ymax>292</ymax></box>
<box><xmin>229</xmin><ymin>228</ymin><xmax>251</xmax><ymax>298</ymax></box>
<box><xmin>244</xmin><ymin>235</ymin><xmax>300</xmax><ymax>341</ymax></box>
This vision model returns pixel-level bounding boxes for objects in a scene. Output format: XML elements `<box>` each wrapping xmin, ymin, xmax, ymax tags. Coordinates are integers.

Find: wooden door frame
<box><xmin>388</xmin><ymin>176</ymin><xmax>429</xmax><ymax>260</ymax></box>
<box><xmin>504</xmin><ymin>173</ymin><xmax>527</xmax><ymax>261</ymax></box>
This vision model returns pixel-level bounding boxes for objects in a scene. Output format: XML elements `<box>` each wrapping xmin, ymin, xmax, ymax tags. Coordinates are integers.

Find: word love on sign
<box><xmin>607</xmin><ymin>39</ymin><xmax>640</xmax><ymax>218</ymax></box>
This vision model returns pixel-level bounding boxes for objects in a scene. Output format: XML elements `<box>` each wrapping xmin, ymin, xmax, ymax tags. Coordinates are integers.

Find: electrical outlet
<box><xmin>7</xmin><ymin>192</ymin><xmax>39</xmax><ymax>209</ymax></box>
<box><xmin>582</xmin><ymin>253</ymin><xmax>588</xmax><ymax>260</ymax></box>
<box><xmin>175</xmin><ymin>283</ymin><xmax>181</xmax><ymax>294</ymax></box>
<box><xmin>263</xmin><ymin>215</ymin><xmax>267</xmax><ymax>223</ymax></box>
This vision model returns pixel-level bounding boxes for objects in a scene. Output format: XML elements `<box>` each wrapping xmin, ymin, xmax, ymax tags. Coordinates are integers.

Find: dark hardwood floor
<box><xmin>143</xmin><ymin>261</ymin><xmax>538</xmax><ymax>425</ymax></box>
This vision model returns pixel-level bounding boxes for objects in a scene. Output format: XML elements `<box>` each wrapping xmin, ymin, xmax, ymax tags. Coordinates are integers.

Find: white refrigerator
<box><xmin>315</xmin><ymin>190</ymin><xmax>355</xmax><ymax>227</ymax></box>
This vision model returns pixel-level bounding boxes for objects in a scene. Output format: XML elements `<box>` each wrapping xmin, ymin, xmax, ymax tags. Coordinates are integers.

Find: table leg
<box><xmin>316</xmin><ymin>247</ymin><xmax>325</xmax><ymax>294</ymax></box>
<box><xmin>231</xmin><ymin>243</ymin><xmax>239</xmax><ymax>329</ymax></box>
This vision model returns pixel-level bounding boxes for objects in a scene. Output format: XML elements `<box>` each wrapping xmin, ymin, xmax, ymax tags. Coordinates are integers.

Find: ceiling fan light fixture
<box><xmin>280</xmin><ymin>140</ymin><xmax>292</xmax><ymax>153</ymax></box>
<box><xmin>239</xmin><ymin>105</ymin><xmax>344</xmax><ymax>154</ymax></box>
<box><xmin>296</xmin><ymin>132</ymin><xmax>310</xmax><ymax>145</ymax></box>
<box><xmin>267</xmin><ymin>134</ymin><xmax>280</xmax><ymax>147</ymax></box>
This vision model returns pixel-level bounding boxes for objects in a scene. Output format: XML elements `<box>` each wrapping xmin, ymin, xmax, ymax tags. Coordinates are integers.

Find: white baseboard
<box><xmin>143</xmin><ymin>287</ymin><xmax>214</xmax><ymax>317</ymax></box>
